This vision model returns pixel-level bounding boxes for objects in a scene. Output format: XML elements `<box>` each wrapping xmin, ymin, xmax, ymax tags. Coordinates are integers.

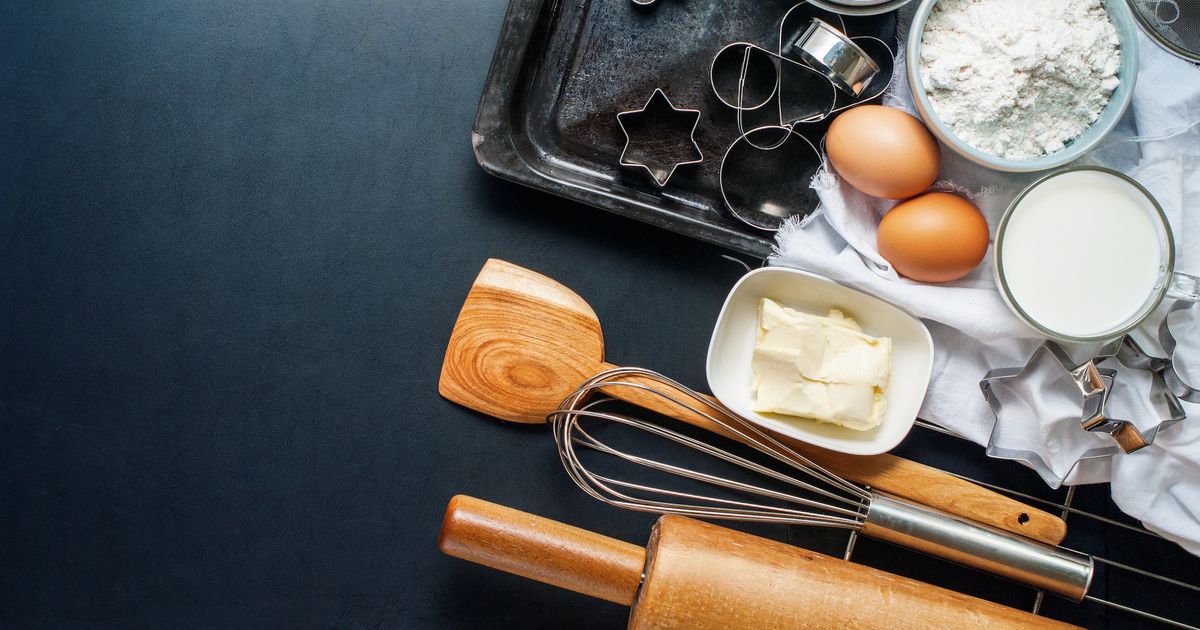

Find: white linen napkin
<box><xmin>771</xmin><ymin>18</ymin><xmax>1200</xmax><ymax>555</ymax></box>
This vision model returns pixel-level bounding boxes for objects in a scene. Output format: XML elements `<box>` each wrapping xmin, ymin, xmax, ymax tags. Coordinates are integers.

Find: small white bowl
<box><xmin>706</xmin><ymin>267</ymin><xmax>934</xmax><ymax>455</ymax></box>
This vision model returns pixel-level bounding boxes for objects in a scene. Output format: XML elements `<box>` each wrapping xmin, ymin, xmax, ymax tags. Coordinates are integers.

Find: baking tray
<box><xmin>471</xmin><ymin>0</ymin><xmax>894</xmax><ymax>258</ymax></box>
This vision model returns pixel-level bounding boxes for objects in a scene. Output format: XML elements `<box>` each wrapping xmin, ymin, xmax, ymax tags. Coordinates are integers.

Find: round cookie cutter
<box><xmin>718</xmin><ymin>126</ymin><xmax>823</xmax><ymax>231</ymax></box>
<box><xmin>793</xmin><ymin>18</ymin><xmax>881</xmax><ymax>96</ymax></box>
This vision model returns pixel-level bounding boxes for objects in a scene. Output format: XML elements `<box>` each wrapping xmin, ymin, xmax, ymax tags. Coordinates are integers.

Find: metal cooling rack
<box><xmin>832</xmin><ymin>420</ymin><xmax>1200</xmax><ymax>629</ymax></box>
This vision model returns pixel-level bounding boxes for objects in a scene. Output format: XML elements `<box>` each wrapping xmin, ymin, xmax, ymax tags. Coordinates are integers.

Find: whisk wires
<box><xmin>548</xmin><ymin>367</ymin><xmax>871</xmax><ymax>529</ymax></box>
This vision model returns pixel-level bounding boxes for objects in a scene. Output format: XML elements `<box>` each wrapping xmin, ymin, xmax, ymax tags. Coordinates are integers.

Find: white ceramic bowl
<box><xmin>906</xmin><ymin>0</ymin><xmax>1139</xmax><ymax>172</ymax></box>
<box><xmin>706</xmin><ymin>267</ymin><xmax>933</xmax><ymax>455</ymax></box>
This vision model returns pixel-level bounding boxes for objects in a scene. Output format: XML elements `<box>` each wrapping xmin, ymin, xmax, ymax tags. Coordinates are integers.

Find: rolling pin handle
<box><xmin>438</xmin><ymin>495</ymin><xmax>646</xmax><ymax>606</ymax></box>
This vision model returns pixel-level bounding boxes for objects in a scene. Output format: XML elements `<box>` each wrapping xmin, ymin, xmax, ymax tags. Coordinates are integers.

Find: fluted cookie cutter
<box><xmin>615</xmin><ymin>89</ymin><xmax>703</xmax><ymax>188</ymax></box>
<box><xmin>980</xmin><ymin>341</ymin><xmax>1125</xmax><ymax>488</ymax></box>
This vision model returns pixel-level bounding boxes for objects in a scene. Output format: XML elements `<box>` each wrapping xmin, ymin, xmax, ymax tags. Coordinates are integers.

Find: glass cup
<box><xmin>994</xmin><ymin>166</ymin><xmax>1200</xmax><ymax>343</ymax></box>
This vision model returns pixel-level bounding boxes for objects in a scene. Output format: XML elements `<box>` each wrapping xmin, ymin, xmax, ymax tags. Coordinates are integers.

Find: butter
<box><xmin>750</xmin><ymin>298</ymin><xmax>892</xmax><ymax>430</ymax></box>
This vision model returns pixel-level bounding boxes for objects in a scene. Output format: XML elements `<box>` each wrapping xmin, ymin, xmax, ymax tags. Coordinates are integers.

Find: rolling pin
<box><xmin>439</xmin><ymin>495</ymin><xmax>1079</xmax><ymax>629</ymax></box>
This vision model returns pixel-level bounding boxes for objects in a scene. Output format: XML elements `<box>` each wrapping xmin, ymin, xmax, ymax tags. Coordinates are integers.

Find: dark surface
<box><xmin>1</xmin><ymin>2</ymin><xmax>1196</xmax><ymax>629</ymax></box>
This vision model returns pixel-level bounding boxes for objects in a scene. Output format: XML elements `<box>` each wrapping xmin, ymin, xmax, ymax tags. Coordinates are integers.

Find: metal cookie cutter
<box><xmin>792</xmin><ymin>18</ymin><xmax>880</xmax><ymax>96</ymax></box>
<box><xmin>776</xmin><ymin>8</ymin><xmax>894</xmax><ymax>115</ymax></box>
<box><xmin>710</xmin><ymin>42</ymin><xmax>837</xmax><ymax>127</ymax></box>
<box><xmin>1071</xmin><ymin>338</ymin><xmax>1150</xmax><ymax>452</ymax></box>
<box><xmin>708</xmin><ymin>17</ymin><xmax>893</xmax><ymax>132</ymax></box>
<box><xmin>705</xmin><ymin>10</ymin><xmax>892</xmax><ymax>231</ymax></box>
<box><xmin>980</xmin><ymin>341</ymin><xmax>1125</xmax><ymax>488</ymax></box>
<box><xmin>1091</xmin><ymin>301</ymin><xmax>1199</xmax><ymax>449</ymax></box>
<box><xmin>615</xmin><ymin>89</ymin><xmax>703</xmax><ymax>188</ymax></box>
<box><xmin>983</xmin><ymin>306</ymin><xmax>1198</xmax><ymax>473</ymax></box>
<box><xmin>718</xmin><ymin>126</ymin><xmax>823</xmax><ymax>231</ymax></box>
<box><xmin>1158</xmin><ymin>300</ymin><xmax>1199</xmax><ymax>403</ymax></box>
<box><xmin>1111</xmin><ymin>335</ymin><xmax>1187</xmax><ymax>445</ymax></box>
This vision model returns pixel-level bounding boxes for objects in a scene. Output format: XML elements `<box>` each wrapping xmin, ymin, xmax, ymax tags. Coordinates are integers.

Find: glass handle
<box><xmin>1167</xmin><ymin>272</ymin><xmax>1200</xmax><ymax>302</ymax></box>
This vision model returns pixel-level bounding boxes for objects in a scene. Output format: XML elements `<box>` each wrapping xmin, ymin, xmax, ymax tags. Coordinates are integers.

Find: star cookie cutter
<box><xmin>1108</xmin><ymin>335</ymin><xmax>1186</xmax><ymax>445</ymax></box>
<box><xmin>615</xmin><ymin>89</ymin><xmax>703</xmax><ymax>188</ymax></box>
<box><xmin>981</xmin><ymin>303</ymin><xmax>1199</xmax><ymax>486</ymax></box>
<box><xmin>980</xmin><ymin>341</ymin><xmax>1125</xmax><ymax>488</ymax></box>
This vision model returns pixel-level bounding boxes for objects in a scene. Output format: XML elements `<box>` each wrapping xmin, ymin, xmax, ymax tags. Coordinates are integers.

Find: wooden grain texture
<box><xmin>629</xmin><ymin>515</ymin><xmax>1080</xmax><ymax>630</ymax></box>
<box><xmin>439</xmin><ymin>259</ymin><xmax>605</xmax><ymax>424</ymax></box>
<box><xmin>601</xmin><ymin>375</ymin><xmax>1067</xmax><ymax>545</ymax></box>
<box><xmin>438</xmin><ymin>496</ymin><xmax>1080</xmax><ymax>630</ymax></box>
<box><xmin>439</xmin><ymin>259</ymin><xmax>1066</xmax><ymax>545</ymax></box>
<box><xmin>438</xmin><ymin>495</ymin><xmax>645</xmax><ymax>606</ymax></box>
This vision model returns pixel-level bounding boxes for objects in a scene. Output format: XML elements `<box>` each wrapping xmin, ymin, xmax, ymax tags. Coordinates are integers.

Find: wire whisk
<box><xmin>547</xmin><ymin>367</ymin><xmax>1200</xmax><ymax>628</ymax></box>
<box><xmin>551</xmin><ymin>368</ymin><xmax>871</xmax><ymax>530</ymax></box>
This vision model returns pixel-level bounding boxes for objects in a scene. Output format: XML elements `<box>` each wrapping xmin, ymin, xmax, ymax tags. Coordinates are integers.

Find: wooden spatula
<box><xmin>439</xmin><ymin>258</ymin><xmax>1067</xmax><ymax>545</ymax></box>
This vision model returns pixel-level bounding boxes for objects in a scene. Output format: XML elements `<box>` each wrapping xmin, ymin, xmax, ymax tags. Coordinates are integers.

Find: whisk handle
<box><xmin>438</xmin><ymin>495</ymin><xmax>646</xmax><ymax>606</ymax></box>
<box><xmin>861</xmin><ymin>493</ymin><xmax>1093</xmax><ymax>601</ymax></box>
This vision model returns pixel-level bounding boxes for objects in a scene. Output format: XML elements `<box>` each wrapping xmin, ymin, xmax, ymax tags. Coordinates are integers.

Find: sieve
<box><xmin>1129</xmin><ymin>0</ymin><xmax>1200</xmax><ymax>63</ymax></box>
<box><xmin>810</xmin><ymin>0</ymin><xmax>915</xmax><ymax>16</ymax></box>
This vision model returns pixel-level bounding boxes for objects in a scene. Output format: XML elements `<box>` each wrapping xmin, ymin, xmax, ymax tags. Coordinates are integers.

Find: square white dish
<box><xmin>706</xmin><ymin>267</ymin><xmax>934</xmax><ymax>455</ymax></box>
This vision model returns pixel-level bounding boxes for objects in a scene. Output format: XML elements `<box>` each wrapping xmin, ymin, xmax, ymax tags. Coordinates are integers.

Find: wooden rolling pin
<box><xmin>439</xmin><ymin>495</ymin><xmax>1079</xmax><ymax>629</ymax></box>
<box><xmin>439</xmin><ymin>259</ymin><xmax>1067</xmax><ymax>544</ymax></box>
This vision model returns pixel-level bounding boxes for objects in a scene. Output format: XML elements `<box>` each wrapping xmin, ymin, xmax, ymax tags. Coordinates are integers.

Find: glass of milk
<box><xmin>995</xmin><ymin>167</ymin><xmax>1200</xmax><ymax>342</ymax></box>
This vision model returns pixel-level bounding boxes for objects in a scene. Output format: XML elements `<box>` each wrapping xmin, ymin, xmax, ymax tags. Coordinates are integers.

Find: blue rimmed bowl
<box><xmin>906</xmin><ymin>0</ymin><xmax>1139</xmax><ymax>172</ymax></box>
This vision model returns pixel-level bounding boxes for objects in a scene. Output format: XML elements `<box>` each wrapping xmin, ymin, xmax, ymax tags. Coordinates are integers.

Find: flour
<box><xmin>919</xmin><ymin>0</ymin><xmax>1121</xmax><ymax>160</ymax></box>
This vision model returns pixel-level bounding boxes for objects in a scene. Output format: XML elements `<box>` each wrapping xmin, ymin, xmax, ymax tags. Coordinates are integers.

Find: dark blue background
<box><xmin>1</xmin><ymin>2</ymin><xmax>1196</xmax><ymax>628</ymax></box>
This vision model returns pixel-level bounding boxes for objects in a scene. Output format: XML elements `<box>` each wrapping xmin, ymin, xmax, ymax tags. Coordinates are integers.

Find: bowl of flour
<box><xmin>907</xmin><ymin>0</ymin><xmax>1139</xmax><ymax>172</ymax></box>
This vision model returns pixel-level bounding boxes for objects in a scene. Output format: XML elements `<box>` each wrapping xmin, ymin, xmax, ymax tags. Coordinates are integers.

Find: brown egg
<box><xmin>877</xmin><ymin>192</ymin><xmax>989</xmax><ymax>283</ymax></box>
<box><xmin>826</xmin><ymin>105</ymin><xmax>940</xmax><ymax>199</ymax></box>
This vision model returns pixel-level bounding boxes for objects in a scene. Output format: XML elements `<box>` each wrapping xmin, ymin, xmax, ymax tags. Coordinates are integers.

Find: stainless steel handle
<box><xmin>861</xmin><ymin>493</ymin><xmax>1093</xmax><ymax>601</ymax></box>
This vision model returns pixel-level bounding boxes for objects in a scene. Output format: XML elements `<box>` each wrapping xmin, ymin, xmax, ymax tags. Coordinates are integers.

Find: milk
<box><xmin>999</xmin><ymin>170</ymin><xmax>1163</xmax><ymax>339</ymax></box>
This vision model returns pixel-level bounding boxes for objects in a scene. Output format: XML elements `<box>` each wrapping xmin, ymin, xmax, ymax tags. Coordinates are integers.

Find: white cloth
<box><xmin>771</xmin><ymin>13</ymin><xmax>1200</xmax><ymax>555</ymax></box>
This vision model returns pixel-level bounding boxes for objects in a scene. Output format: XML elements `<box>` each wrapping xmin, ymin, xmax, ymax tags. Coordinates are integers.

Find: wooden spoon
<box><xmin>439</xmin><ymin>258</ymin><xmax>1067</xmax><ymax>545</ymax></box>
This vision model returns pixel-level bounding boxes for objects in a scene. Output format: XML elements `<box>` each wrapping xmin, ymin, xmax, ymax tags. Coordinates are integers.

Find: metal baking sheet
<box><xmin>472</xmin><ymin>0</ymin><xmax>895</xmax><ymax>258</ymax></box>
